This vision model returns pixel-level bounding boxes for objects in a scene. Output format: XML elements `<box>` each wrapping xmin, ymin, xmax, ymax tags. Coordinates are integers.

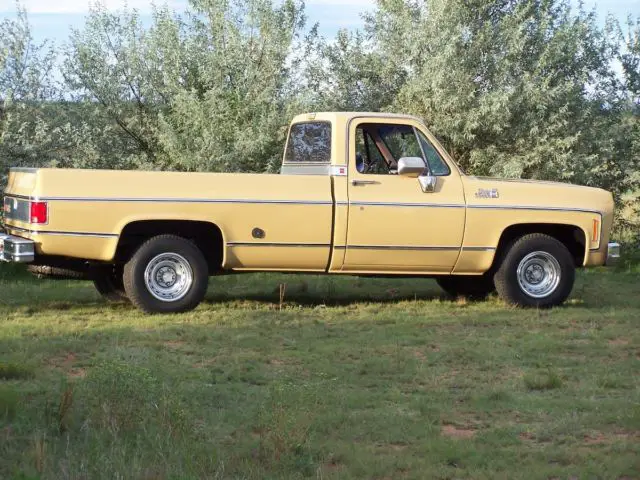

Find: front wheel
<box><xmin>494</xmin><ymin>233</ymin><xmax>575</xmax><ymax>308</ymax></box>
<box><xmin>123</xmin><ymin>235</ymin><xmax>209</xmax><ymax>314</ymax></box>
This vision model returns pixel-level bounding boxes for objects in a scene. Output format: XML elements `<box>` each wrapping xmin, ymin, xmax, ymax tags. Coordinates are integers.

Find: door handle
<box><xmin>351</xmin><ymin>179</ymin><xmax>379</xmax><ymax>186</ymax></box>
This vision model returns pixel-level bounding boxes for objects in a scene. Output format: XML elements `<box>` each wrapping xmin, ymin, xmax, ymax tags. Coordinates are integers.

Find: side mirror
<box><xmin>397</xmin><ymin>157</ymin><xmax>426</xmax><ymax>178</ymax></box>
<box><xmin>418</xmin><ymin>175</ymin><xmax>438</xmax><ymax>193</ymax></box>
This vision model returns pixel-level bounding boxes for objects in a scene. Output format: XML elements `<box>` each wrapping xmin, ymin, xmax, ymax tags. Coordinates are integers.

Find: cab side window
<box><xmin>354</xmin><ymin>122</ymin><xmax>450</xmax><ymax>176</ymax></box>
<box><xmin>355</xmin><ymin>123</ymin><xmax>420</xmax><ymax>175</ymax></box>
<box><xmin>355</xmin><ymin>127</ymin><xmax>389</xmax><ymax>174</ymax></box>
<box><xmin>377</xmin><ymin>125</ymin><xmax>422</xmax><ymax>162</ymax></box>
<box><xmin>417</xmin><ymin>130</ymin><xmax>450</xmax><ymax>176</ymax></box>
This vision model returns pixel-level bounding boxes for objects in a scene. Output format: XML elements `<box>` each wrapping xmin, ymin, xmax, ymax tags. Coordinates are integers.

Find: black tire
<box><xmin>93</xmin><ymin>267</ymin><xmax>127</xmax><ymax>302</ymax></box>
<box><xmin>436</xmin><ymin>274</ymin><xmax>495</xmax><ymax>299</ymax></box>
<box><xmin>123</xmin><ymin>235</ymin><xmax>208</xmax><ymax>314</ymax></box>
<box><xmin>494</xmin><ymin>233</ymin><xmax>575</xmax><ymax>308</ymax></box>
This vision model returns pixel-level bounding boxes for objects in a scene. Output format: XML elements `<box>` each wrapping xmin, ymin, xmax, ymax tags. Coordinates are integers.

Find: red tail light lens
<box><xmin>30</xmin><ymin>201</ymin><xmax>48</xmax><ymax>224</ymax></box>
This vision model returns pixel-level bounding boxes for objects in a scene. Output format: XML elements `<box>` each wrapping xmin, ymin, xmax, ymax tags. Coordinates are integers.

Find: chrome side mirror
<box><xmin>397</xmin><ymin>157</ymin><xmax>426</xmax><ymax>178</ymax></box>
<box><xmin>418</xmin><ymin>175</ymin><xmax>438</xmax><ymax>193</ymax></box>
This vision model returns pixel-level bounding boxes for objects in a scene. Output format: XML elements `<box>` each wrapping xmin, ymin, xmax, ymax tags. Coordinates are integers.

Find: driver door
<box><xmin>342</xmin><ymin>117</ymin><xmax>466</xmax><ymax>273</ymax></box>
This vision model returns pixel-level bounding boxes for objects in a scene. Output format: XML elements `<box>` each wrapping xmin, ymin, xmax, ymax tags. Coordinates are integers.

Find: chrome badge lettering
<box><xmin>475</xmin><ymin>188</ymin><xmax>499</xmax><ymax>199</ymax></box>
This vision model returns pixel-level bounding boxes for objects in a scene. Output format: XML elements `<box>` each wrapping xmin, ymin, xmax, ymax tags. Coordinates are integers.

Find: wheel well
<box><xmin>115</xmin><ymin>220</ymin><xmax>224</xmax><ymax>274</ymax></box>
<box><xmin>494</xmin><ymin>223</ymin><xmax>586</xmax><ymax>268</ymax></box>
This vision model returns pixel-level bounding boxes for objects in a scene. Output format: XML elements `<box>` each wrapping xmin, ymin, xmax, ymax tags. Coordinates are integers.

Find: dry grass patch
<box><xmin>441</xmin><ymin>424</ymin><xmax>477</xmax><ymax>439</ymax></box>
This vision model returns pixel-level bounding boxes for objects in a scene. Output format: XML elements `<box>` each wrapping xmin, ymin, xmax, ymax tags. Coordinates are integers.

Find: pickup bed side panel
<box><xmin>3</xmin><ymin>169</ymin><xmax>334</xmax><ymax>272</ymax></box>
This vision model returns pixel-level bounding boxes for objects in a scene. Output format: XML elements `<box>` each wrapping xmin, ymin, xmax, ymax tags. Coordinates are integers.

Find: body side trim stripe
<box><xmin>338</xmin><ymin>245</ymin><xmax>460</xmax><ymax>251</ymax></box>
<box><xmin>333</xmin><ymin>245</ymin><xmax>495</xmax><ymax>251</ymax></box>
<box><xmin>6</xmin><ymin>225</ymin><xmax>117</xmax><ymax>238</ymax></box>
<box><xmin>467</xmin><ymin>204</ymin><xmax>602</xmax><ymax>215</ymax></box>
<box><xmin>2</xmin><ymin>194</ymin><xmax>604</xmax><ymax>216</ymax></box>
<box><xmin>31</xmin><ymin>197</ymin><xmax>333</xmax><ymax>205</ymax></box>
<box><xmin>348</xmin><ymin>201</ymin><xmax>465</xmax><ymax>208</ymax></box>
<box><xmin>227</xmin><ymin>242</ymin><xmax>330</xmax><ymax>248</ymax></box>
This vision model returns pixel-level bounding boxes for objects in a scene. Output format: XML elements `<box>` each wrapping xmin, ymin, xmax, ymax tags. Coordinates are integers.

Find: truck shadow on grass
<box><xmin>203</xmin><ymin>281</ymin><xmax>450</xmax><ymax>307</ymax></box>
<box><xmin>0</xmin><ymin>270</ymin><xmax>635</xmax><ymax>311</ymax></box>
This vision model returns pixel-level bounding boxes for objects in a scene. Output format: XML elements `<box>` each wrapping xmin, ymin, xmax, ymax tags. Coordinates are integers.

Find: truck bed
<box><xmin>3</xmin><ymin>168</ymin><xmax>335</xmax><ymax>271</ymax></box>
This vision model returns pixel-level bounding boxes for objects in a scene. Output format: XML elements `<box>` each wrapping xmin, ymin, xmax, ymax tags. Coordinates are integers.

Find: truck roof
<box><xmin>290</xmin><ymin>112</ymin><xmax>424</xmax><ymax>125</ymax></box>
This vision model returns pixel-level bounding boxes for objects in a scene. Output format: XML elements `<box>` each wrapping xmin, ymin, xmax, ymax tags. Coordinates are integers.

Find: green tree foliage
<box><xmin>0</xmin><ymin>6</ymin><xmax>126</xmax><ymax>183</ymax></box>
<box><xmin>303</xmin><ymin>29</ymin><xmax>406</xmax><ymax>111</ymax></box>
<box><xmin>362</xmin><ymin>0</ymin><xmax>631</xmax><ymax>189</ymax></box>
<box><xmin>617</xmin><ymin>18</ymin><xmax>640</xmax><ymax>243</ymax></box>
<box><xmin>0</xmin><ymin>5</ymin><xmax>58</xmax><ymax>183</ymax></box>
<box><xmin>65</xmin><ymin>0</ymin><xmax>307</xmax><ymax>173</ymax></box>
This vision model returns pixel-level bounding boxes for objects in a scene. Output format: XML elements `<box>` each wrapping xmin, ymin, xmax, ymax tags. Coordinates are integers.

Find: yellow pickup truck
<box><xmin>1</xmin><ymin>112</ymin><xmax>619</xmax><ymax>313</ymax></box>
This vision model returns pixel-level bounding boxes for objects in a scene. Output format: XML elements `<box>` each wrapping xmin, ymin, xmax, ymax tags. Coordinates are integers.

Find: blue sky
<box><xmin>0</xmin><ymin>0</ymin><xmax>638</xmax><ymax>46</ymax></box>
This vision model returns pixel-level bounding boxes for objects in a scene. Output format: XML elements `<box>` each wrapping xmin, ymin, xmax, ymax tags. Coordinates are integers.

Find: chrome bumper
<box><xmin>606</xmin><ymin>242</ymin><xmax>620</xmax><ymax>266</ymax></box>
<box><xmin>0</xmin><ymin>233</ymin><xmax>35</xmax><ymax>263</ymax></box>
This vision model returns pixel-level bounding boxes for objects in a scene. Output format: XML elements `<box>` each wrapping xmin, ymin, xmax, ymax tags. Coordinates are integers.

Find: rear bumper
<box><xmin>606</xmin><ymin>242</ymin><xmax>620</xmax><ymax>266</ymax></box>
<box><xmin>0</xmin><ymin>233</ymin><xmax>35</xmax><ymax>263</ymax></box>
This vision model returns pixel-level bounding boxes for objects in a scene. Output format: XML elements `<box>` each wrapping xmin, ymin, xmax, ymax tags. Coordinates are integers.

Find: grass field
<box><xmin>0</xmin><ymin>265</ymin><xmax>639</xmax><ymax>479</ymax></box>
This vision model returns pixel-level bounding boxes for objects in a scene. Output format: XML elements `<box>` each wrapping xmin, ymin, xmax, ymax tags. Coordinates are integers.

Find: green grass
<box><xmin>0</xmin><ymin>267</ymin><xmax>639</xmax><ymax>479</ymax></box>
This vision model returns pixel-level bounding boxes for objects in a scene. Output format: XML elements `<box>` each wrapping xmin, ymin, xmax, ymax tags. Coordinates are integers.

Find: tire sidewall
<box><xmin>496</xmin><ymin>236</ymin><xmax>575</xmax><ymax>308</ymax></box>
<box><xmin>124</xmin><ymin>236</ymin><xmax>208</xmax><ymax>314</ymax></box>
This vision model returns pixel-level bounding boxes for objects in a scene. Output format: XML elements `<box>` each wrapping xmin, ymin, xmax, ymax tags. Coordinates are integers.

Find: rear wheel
<box><xmin>93</xmin><ymin>267</ymin><xmax>127</xmax><ymax>302</ymax></box>
<box><xmin>436</xmin><ymin>274</ymin><xmax>495</xmax><ymax>299</ymax></box>
<box><xmin>123</xmin><ymin>235</ymin><xmax>208</xmax><ymax>314</ymax></box>
<box><xmin>494</xmin><ymin>233</ymin><xmax>575</xmax><ymax>308</ymax></box>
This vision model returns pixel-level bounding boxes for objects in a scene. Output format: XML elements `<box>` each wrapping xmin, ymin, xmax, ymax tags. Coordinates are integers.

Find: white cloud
<box><xmin>0</xmin><ymin>0</ymin><xmax>187</xmax><ymax>14</ymax></box>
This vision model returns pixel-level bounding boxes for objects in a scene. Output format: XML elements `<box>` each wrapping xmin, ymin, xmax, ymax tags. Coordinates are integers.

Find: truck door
<box><xmin>342</xmin><ymin>117</ymin><xmax>466</xmax><ymax>273</ymax></box>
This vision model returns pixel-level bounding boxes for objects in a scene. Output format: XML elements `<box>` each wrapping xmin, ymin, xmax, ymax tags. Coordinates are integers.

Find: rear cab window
<box><xmin>284</xmin><ymin>122</ymin><xmax>332</xmax><ymax>163</ymax></box>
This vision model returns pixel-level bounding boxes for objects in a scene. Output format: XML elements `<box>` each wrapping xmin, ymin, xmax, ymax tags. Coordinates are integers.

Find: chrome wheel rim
<box><xmin>516</xmin><ymin>251</ymin><xmax>561</xmax><ymax>299</ymax></box>
<box><xmin>143</xmin><ymin>253</ymin><xmax>193</xmax><ymax>302</ymax></box>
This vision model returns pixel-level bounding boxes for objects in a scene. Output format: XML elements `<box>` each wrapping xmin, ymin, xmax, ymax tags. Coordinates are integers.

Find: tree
<box><xmin>616</xmin><ymin>18</ymin><xmax>640</xmax><ymax>243</ymax></box>
<box><xmin>0</xmin><ymin>5</ymin><xmax>58</xmax><ymax>185</ymax></box>
<box><xmin>64</xmin><ymin>0</ymin><xmax>307</xmax><ymax>173</ymax></box>
<box><xmin>363</xmin><ymin>0</ymin><xmax>634</xmax><ymax>191</ymax></box>
<box><xmin>303</xmin><ymin>29</ymin><xmax>406</xmax><ymax>112</ymax></box>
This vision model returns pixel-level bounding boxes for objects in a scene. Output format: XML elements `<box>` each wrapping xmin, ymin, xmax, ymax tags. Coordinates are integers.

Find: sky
<box><xmin>0</xmin><ymin>0</ymin><xmax>638</xmax><ymax>46</ymax></box>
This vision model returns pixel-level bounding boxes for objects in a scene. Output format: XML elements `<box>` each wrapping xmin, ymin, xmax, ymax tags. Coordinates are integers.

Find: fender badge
<box><xmin>475</xmin><ymin>188</ymin><xmax>499</xmax><ymax>199</ymax></box>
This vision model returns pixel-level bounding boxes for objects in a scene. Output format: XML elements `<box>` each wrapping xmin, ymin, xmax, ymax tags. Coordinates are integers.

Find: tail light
<box><xmin>30</xmin><ymin>201</ymin><xmax>48</xmax><ymax>224</ymax></box>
